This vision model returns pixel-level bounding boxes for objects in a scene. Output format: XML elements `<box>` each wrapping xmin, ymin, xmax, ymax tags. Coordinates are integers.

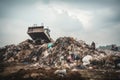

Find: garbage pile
<box><xmin>0</xmin><ymin>37</ymin><xmax>120</xmax><ymax>69</ymax></box>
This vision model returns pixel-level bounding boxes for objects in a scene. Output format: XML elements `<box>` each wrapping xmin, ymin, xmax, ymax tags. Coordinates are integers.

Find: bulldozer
<box><xmin>27</xmin><ymin>25</ymin><xmax>52</xmax><ymax>44</ymax></box>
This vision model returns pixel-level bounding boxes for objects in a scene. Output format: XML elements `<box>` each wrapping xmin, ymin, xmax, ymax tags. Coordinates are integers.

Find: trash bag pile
<box><xmin>0</xmin><ymin>37</ymin><xmax>120</xmax><ymax>69</ymax></box>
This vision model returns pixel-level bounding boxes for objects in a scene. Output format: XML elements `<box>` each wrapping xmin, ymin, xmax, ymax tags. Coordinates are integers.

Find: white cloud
<box><xmin>51</xmin><ymin>4</ymin><xmax>93</xmax><ymax>31</ymax></box>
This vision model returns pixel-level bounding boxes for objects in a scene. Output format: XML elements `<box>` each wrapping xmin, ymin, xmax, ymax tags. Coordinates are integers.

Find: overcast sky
<box><xmin>0</xmin><ymin>0</ymin><xmax>120</xmax><ymax>47</ymax></box>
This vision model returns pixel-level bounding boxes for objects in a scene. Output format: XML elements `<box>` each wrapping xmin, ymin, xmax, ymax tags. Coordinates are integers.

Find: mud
<box><xmin>0</xmin><ymin>63</ymin><xmax>120</xmax><ymax>80</ymax></box>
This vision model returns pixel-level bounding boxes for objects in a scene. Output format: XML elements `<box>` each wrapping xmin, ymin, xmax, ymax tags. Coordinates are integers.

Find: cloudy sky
<box><xmin>0</xmin><ymin>0</ymin><xmax>120</xmax><ymax>47</ymax></box>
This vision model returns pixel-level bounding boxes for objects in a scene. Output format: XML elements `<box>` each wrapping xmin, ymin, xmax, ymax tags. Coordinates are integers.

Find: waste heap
<box><xmin>0</xmin><ymin>37</ymin><xmax>120</xmax><ymax>69</ymax></box>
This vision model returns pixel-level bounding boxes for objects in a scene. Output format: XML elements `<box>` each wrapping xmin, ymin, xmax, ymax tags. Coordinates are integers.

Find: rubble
<box><xmin>0</xmin><ymin>37</ymin><xmax>120</xmax><ymax>80</ymax></box>
<box><xmin>0</xmin><ymin>37</ymin><xmax>120</xmax><ymax>69</ymax></box>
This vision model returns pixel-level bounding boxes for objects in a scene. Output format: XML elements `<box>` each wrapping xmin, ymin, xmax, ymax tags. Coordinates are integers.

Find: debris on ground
<box><xmin>0</xmin><ymin>37</ymin><xmax>120</xmax><ymax>80</ymax></box>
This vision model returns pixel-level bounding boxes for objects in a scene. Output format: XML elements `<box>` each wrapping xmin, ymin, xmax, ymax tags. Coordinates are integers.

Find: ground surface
<box><xmin>0</xmin><ymin>63</ymin><xmax>120</xmax><ymax>80</ymax></box>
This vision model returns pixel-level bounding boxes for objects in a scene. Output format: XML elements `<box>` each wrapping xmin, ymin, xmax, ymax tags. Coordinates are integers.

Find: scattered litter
<box><xmin>0</xmin><ymin>37</ymin><xmax>120</xmax><ymax>69</ymax></box>
<box><xmin>82</xmin><ymin>55</ymin><xmax>92</xmax><ymax>66</ymax></box>
<box><xmin>54</xmin><ymin>69</ymin><xmax>67</xmax><ymax>77</ymax></box>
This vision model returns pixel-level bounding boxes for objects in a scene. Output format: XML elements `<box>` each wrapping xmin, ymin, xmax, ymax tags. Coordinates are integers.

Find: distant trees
<box><xmin>98</xmin><ymin>44</ymin><xmax>120</xmax><ymax>51</ymax></box>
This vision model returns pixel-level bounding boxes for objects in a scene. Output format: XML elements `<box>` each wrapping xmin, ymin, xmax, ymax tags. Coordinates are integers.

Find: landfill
<box><xmin>0</xmin><ymin>37</ymin><xmax>120</xmax><ymax>80</ymax></box>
